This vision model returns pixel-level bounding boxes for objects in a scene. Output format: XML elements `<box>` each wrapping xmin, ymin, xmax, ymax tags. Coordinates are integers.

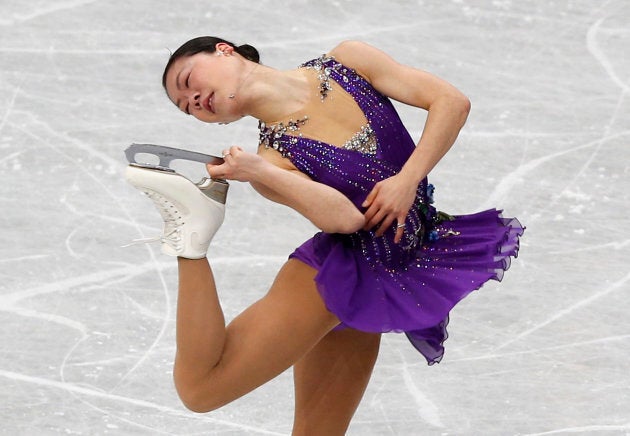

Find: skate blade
<box><xmin>129</xmin><ymin>162</ymin><xmax>177</xmax><ymax>173</ymax></box>
<box><xmin>124</xmin><ymin>143</ymin><xmax>224</xmax><ymax>168</ymax></box>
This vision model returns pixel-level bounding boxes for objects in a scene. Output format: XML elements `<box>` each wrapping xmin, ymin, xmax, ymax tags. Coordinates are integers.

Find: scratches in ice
<box><xmin>494</xmin><ymin>270</ymin><xmax>630</xmax><ymax>351</ymax></box>
<box><xmin>0</xmin><ymin>0</ymin><xmax>100</xmax><ymax>26</ymax></box>
<box><xmin>0</xmin><ymin>261</ymin><xmax>166</xmax><ymax>305</ymax></box>
<box><xmin>399</xmin><ymin>352</ymin><xmax>444</xmax><ymax>428</ymax></box>
<box><xmin>523</xmin><ymin>422</ymin><xmax>630</xmax><ymax>435</ymax></box>
<box><xmin>587</xmin><ymin>18</ymin><xmax>630</xmax><ymax>93</ymax></box>
<box><xmin>478</xmin><ymin>131</ymin><xmax>629</xmax><ymax>211</ymax></box>
<box><xmin>449</xmin><ymin>334</ymin><xmax>630</xmax><ymax>363</ymax></box>
<box><xmin>0</xmin><ymin>369</ymin><xmax>285</xmax><ymax>435</ymax></box>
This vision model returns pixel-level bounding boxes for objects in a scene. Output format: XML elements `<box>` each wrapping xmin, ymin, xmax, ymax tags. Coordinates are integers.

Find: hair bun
<box><xmin>236</xmin><ymin>44</ymin><xmax>260</xmax><ymax>63</ymax></box>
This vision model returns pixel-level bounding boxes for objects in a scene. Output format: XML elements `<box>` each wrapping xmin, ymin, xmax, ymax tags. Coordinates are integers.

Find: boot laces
<box><xmin>123</xmin><ymin>189</ymin><xmax>185</xmax><ymax>252</ymax></box>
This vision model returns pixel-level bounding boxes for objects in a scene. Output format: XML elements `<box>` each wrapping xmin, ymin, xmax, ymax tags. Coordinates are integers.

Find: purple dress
<box><xmin>258</xmin><ymin>56</ymin><xmax>524</xmax><ymax>365</ymax></box>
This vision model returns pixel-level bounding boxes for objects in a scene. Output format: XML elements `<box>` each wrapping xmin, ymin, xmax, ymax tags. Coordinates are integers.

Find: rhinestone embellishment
<box><xmin>258</xmin><ymin>117</ymin><xmax>309</xmax><ymax>157</ymax></box>
<box><xmin>342</xmin><ymin>124</ymin><xmax>377</xmax><ymax>155</ymax></box>
<box><xmin>301</xmin><ymin>55</ymin><xmax>341</xmax><ymax>100</ymax></box>
<box><xmin>259</xmin><ymin>55</ymin><xmax>378</xmax><ymax>156</ymax></box>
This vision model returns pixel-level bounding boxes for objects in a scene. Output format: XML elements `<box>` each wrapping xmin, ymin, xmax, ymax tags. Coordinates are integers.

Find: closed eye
<box><xmin>176</xmin><ymin>100</ymin><xmax>189</xmax><ymax>115</ymax></box>
<box><xmin>184</xmin><ymin>73</ymin><xmax>191</xmax><ymax>114</ymax></box>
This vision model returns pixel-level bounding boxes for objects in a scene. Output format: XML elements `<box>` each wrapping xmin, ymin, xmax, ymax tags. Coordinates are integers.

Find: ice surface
<box><xmin>1</xmin><ymin>0</ymin><xmax>629</xmax><ymax>434</ymax></box>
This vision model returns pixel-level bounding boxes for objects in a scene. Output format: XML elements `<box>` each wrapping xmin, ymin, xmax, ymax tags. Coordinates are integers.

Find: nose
<box><xmin>189</xmin><ymin>92</ymin><xmax>201</xmax><ymax>110</ymax></box>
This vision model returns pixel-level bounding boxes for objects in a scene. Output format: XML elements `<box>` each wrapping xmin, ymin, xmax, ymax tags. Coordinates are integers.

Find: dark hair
<box><xmin>162</xmin><ymin>36</ymin><xmax>260</xmax><ymax>88</ymax></box>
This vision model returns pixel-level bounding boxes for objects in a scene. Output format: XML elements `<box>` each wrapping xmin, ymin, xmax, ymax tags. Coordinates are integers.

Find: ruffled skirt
<box><xmin>290</xmin><ymin>208</ymin><xmax>524</xmax><ymax>365</ymax></box>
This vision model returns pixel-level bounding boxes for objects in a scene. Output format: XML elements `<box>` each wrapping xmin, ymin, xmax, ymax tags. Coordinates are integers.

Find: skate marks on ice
<box><xmin>1</xmin><ymin>0</ymin><xmax>629</xmax><ymax>435</ymax></box>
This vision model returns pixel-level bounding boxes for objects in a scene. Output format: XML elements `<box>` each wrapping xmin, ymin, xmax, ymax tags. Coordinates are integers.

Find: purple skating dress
<box><xmin>258</xmin><ymin>56</ymin><xmax>524</xmax><ymax>365</ymax></box>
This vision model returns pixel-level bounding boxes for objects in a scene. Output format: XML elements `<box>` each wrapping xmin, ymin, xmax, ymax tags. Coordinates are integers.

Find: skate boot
<box><xmin>125</xmin><ymin>164</ymin><xmax>229</xmax><ymax>259</ymax></box>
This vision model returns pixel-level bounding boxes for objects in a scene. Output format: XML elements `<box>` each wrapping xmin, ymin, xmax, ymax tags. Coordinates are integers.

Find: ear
<box><xmin>215</xmin><ymin>42</ymin><xmax>234</xmax><ymax>56</ymax></box>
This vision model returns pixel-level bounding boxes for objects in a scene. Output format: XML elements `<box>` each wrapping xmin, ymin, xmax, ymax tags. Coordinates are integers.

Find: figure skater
<box><xmin>125</xmin><ymin>36</ymin><xmax>524</xmax><ymax>435</ymax></box>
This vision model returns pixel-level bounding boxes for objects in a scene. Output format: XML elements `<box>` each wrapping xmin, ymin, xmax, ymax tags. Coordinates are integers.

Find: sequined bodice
<box><xmin>258</xmin><ymin>55</ymin><xmax>437</xmax><ymax>266</ymax></box>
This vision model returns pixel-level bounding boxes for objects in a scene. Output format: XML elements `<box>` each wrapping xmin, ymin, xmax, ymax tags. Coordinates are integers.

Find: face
<box><xmin>164</xmin><ymin>46</ymin><xmax>242</xmax><ymax>123</ymax></box>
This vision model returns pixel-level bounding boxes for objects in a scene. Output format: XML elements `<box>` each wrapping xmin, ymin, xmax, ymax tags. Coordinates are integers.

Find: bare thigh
<box><xmin>292</xmin><ymin>328</ymin><xmax>381</xmax><ymax>436</ymax></box>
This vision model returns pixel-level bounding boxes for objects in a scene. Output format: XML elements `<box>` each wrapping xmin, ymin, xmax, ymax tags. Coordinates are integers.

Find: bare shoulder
<box><xmin>327</xmin><ymin>40</ymin><xmax>468</xmax><ymax>110</ymax></box>
<box><xmin>327</xmin><ymin>41</ymin><xmax>401</xmax><ymax>83</ymax></box>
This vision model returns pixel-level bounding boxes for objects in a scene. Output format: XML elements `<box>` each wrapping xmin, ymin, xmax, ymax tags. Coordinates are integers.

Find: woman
<box><xmin>126</xmin><ymin>36</ymin><xmax>523</xmax><ymax>434</ymax></box>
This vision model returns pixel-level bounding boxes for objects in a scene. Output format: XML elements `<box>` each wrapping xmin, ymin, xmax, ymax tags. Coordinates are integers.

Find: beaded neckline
<box><xmin>258</xmin><ymin>117</ymin><xmax>309</xmax><ymax>157</ymax></box>
<box><xmin>258</xmin><ymin>55</ymin><xmax>377</xmax><ymax>157</ymax></box>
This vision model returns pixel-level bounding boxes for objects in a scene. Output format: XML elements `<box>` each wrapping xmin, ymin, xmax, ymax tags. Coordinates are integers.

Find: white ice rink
<box><xmin>1</xmin><ymin>1</ymin><xmax>629</xmax><ymax>434</ymax></box>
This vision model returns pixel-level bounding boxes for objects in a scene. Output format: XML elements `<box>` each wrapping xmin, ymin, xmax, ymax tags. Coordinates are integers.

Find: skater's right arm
<box><xmin>207</xmin><ymin>147</ymin><xmax>365</xmax><ymax>234</ymax></box>
<box><xmin>252</xmin><ymin>168</ymin><xmax>365</xmax><ymax>234</ymax></box>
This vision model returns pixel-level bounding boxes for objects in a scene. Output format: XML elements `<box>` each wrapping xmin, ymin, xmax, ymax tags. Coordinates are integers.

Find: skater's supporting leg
<box><xmin>292</xmin><ymin>328</ymin><xmax>381</xmax><ymax>435</ymax></box>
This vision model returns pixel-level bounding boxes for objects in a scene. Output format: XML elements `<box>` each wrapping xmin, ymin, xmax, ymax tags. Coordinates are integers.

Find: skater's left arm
<box><xmin>330</xmin><ymin>41</ymin><xmax>471</xmax><ymax>243</ymax></box>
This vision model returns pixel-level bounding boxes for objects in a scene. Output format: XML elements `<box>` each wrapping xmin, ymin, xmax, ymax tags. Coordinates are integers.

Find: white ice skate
<box><xmin>125</xmin><ymin>164</ymin><xmax>228</xmax><ymax>259</ymax></box>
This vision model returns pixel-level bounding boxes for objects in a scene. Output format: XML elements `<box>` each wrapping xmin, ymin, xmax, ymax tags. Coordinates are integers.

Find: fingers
<box><xmin>207</xmin><ymin>146</ymin><xmax>254</xmax><ymax>181</ymax></box>
<box><xmin>206</xmin><ymin>162</ymin><xmax>224</xmax><ymax>179</ymax></box>
<box><xmin>363</xmin><ymin>205</ymin><xmax>385</xmax><ymax>231</ymax></box>
<box><xmin>375</xmin><ymin>215</ymin><xmax>394</xmax><ymax>237</ymax></box>
<box><xmin>362</xmin><ymin>185</ymin><xmax>381</xmax><ymax>230</ymax></box>
<box><xmin>221</xmin><ymin>145</ymin><xmax>241</xmax><ymax>159</ymax></box>
<box><xmin>362</xmin><ymin>187</ymin><xmax>377</xmax><ymax>208</ymax></box>
<box><xmin>362</xmin><ymin>189</ymin><xmax>391</xmax><ymax>234</ymax></box>
<box><xmin>362</xmin><ymin>184</ymin><xmax>410</xmax><ymax>241</ymax></box>
<box><xmin>363</xmin><ymin>199</ymin><xmax>408</xmax><ymax>239</ymax></box>
<box><xmin>394</xmin><ymin>218</ymin><xmax>406</xmax><ymax>244</ymax></box>
<box><xmin>206</xmin><ymin>146</ymin><xmax>239</xmax><ymax>179</ymax></box>
<box><xmin>364</xmin><ymin>211</ymin><xmax>407</xmax><ymax>241</ymax></box>
<box><xmin>221</xmin><ymin>145</ymin><xmax>243</xmax><ymax>159</ymax></box>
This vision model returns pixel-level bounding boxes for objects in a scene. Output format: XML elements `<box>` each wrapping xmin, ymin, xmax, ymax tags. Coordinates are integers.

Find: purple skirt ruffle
<box><xmin>290</xmin><ymin>208</ymin><xmax>524</xmax><ymax>365</ymax></box>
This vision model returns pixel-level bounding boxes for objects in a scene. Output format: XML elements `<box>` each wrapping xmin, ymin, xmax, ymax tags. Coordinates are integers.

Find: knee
<box><xmin>177</xmin><ymin>390</ymin><xmax>213</xmax><ymax>413</ymax></box>
<box><xmin>173</xmin><ymin>373</ymin><xmax>225</xmax><ymax>413</ymax></box>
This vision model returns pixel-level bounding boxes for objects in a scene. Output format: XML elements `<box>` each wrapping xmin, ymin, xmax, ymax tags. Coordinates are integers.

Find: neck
<box><xmin>241</xmin><ymin>68</ymin><xmax>310</xmax><ymax>123</ymax></box>
<box><xmin>229</xmin><ymin>62</ymin><xmax>260</xmax><ymax>100</ymax></box>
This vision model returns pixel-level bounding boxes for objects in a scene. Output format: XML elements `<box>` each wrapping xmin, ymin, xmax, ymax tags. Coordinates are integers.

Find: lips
<box><xmin>203</xmin><ymin>93</ymin><xmax>214</xmax><ymax>113</ymax></box>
